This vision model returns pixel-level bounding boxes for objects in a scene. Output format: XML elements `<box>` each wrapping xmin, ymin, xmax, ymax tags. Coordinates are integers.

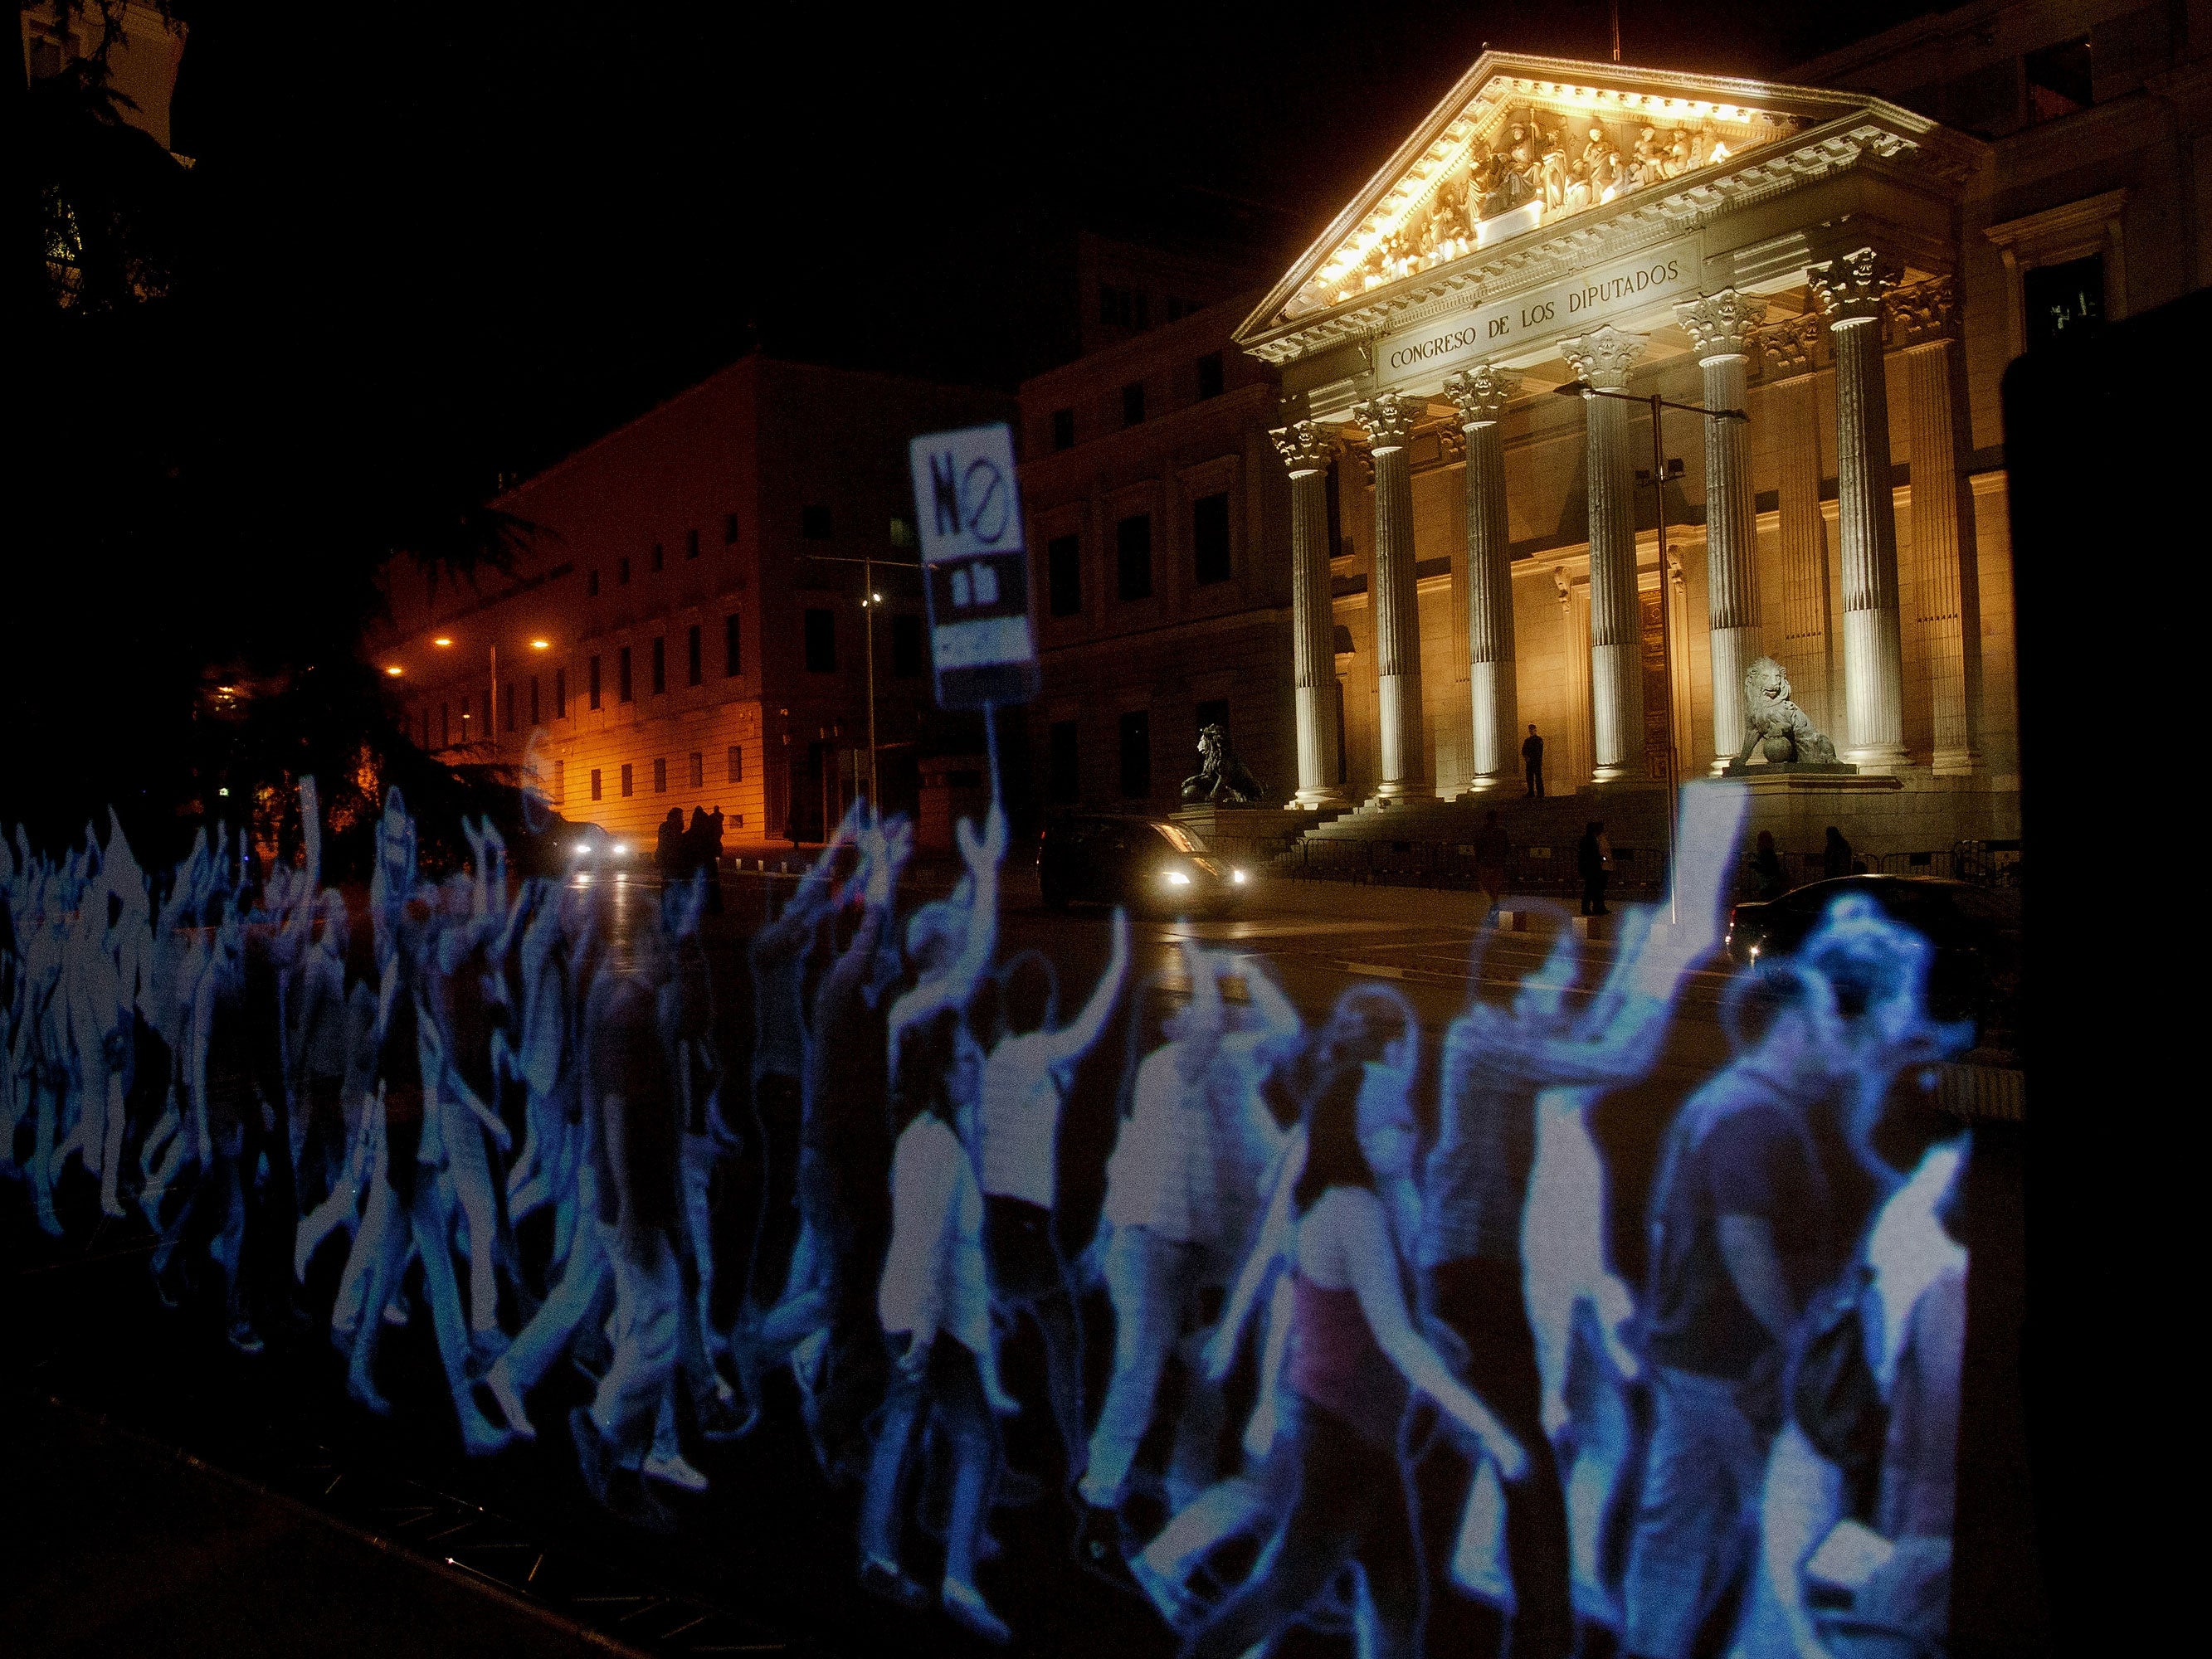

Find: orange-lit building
<box><xmin>367</xmin><ymin>357</ymin><xmax>1011</xmax><ymax>846</ymax></box>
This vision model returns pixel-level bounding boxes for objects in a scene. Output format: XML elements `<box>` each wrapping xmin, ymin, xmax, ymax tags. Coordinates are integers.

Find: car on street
<box><xmin>1725</xmin><ymin>873</ymin><xmax>2022</xmax><ymax>1053</ymax></box>
<box><xmin>1038</xmin><ymin>812</ymin><xmax>1250</xmax><ymax>914</ymax></box>
<box><xmin>548</xmin><ymin>820</ymin><xmax>637</xmax><ymax>880</ymax></box>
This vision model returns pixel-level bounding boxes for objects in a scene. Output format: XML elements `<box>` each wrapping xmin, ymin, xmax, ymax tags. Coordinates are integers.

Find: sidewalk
<box><xmin>4</xmin><ymin>1394</ymin><xmax>626</xmax><ymax>1659</ymax></box>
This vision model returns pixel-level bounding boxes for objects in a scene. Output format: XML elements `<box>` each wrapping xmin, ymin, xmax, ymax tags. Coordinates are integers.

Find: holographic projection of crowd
<box><xmin>1</xmin><ymin>773</ymin><xmax>1977</xmax><ymax>1659</ymax></box>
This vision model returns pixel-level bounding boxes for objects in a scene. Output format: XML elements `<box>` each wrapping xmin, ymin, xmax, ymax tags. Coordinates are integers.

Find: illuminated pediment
<box><xmin>1242</xmin><ymin>54</ymin><xmax>1956</xmax><ymax>353</ymax></box>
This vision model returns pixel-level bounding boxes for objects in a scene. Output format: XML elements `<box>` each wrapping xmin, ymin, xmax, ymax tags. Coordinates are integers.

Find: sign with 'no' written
<box><xmin>908</xmin><ymin>423</ymin><xmax>1040</xmax><ymax>709</ymax></box>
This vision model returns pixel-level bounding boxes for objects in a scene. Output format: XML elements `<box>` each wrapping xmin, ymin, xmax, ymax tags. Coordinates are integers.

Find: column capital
<box><xmin>1269</xmin><ymin>420</ymin><xmax>1341</xmax><ymax>478</ymax></box>
<box><xmin>1350</xmin><ymin>390</ymin><xmax>1420</xmax><ymax>450</ymax></box>
<box><xmin>1442</xmin><ymin>363</ymin><xmax>1523</xmax><ymax>427</ymax></box>
<box><xmin>1808</xmin><ymin>246</ymin><xmax>1903</xmax><ymax>328</ymax></box>
<box><xmin>1674</xmin><ymin>289</ymin><xmax>1769</xmax><ymax>362</ymax></box>
<box><xmin>1885</xmin><ymin>275</ymin><xmax>1958</xmax><ymax>348</ymax></box>
<box><xmin>1560</xmin><ymin>326</ymin><xmax>1646</xmax><ymax>390</ymax></box>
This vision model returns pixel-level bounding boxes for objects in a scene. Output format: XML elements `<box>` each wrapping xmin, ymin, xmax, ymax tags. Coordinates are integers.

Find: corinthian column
<box><xmin>1351</xmin><ymin>392</ymin><xmax>1429</xmax><ymax>797</ymax></box>
<box><xmin>1271</xmin><ymin>420</ymin><xmax>1347</xmax><ymax>806</ymax></box>
<box><xmin>1810</xmin><ymin>246</ymin><xmax>1910</xmax><ymax>770</ymax></box>
<box><xmin>1562</xmin><ymin>326</ymin><xmax>1647</xmax><ymax>783</ymax></box>
<box><xmin>1895</xmin><ymin>280</ymin><xmax>1980</xmax><ymax>775</ymax></box>
<box><xmin>1443</xmin><ymin>364</ymin><xmax>1522</xmax><ymax>791</ymax></box>
<box><xmin>1675</xmin><ymin>289</ymin><xmax>1767</xmax><ymax>771</ymax></box>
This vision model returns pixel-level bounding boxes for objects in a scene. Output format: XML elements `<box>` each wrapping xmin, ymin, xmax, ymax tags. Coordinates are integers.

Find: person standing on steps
<box><xmin>1523</xmin><ymin>725</ymin><xmax>1546</xmax><ymax>798</ymax></box>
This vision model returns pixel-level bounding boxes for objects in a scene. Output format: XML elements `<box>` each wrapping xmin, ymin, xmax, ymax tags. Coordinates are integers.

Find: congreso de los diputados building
<box><xmin>1021</xmin><ymin>21</ymin><xmax>2204</xmax><ymax>867</ymax></box>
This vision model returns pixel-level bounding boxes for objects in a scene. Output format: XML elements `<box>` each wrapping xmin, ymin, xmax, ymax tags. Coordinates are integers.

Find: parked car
<box><xmin>1725</xmin><ymin>874</ymin><xmax>2022</xmax><ymax>1053</ymax></box>
<box><xmin>1038</xmin><ymin>813</ymin><xmax>1250</xmax><ymax>914</ymax></box>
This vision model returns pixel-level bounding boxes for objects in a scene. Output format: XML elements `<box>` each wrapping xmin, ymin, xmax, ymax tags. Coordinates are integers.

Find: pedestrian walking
<box><xmin>1577</xmin><ymin>821</ymin><xmax>1610</xmax><ymax>917</ymax></box>
<box><xmin>1752</xmin><ymin>830</ymin><xmax>1788</xmax><ymax>902</ymax></box>
<box><xmin>1474</xmin><ymin>809</ymin><xmax>1509</xmax><ymax>917</ymax></box>
<box><xmin>1824</xmin><ymin>825</ymin><xmax>1854</xmax><ymax>881</ymax></box>
<box><xmin>1523</xmin><ymin>725</ymin><xmax>1546</xmax><ymax>797</ymax></box>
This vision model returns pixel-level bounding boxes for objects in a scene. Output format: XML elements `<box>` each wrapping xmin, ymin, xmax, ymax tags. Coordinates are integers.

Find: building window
<box><xmin>1196</xmin><ymin>697</ymin><xmax>1230</xmax><ymax>737</ymax></box>
<box><xmin>804</xmin><ymin>608</ymin><xmax>836</xmax><ymax>673</ymax></box>
<box><xmin>686</xmin><ymin>624</ymin><xmax>703</xmax><ymax>687</ymax></box>
<box><xmin>590</xmin><ymin>767</ymin><xmax>603</xmax><ymax>801</ymax></box>
<box><xmin>892</xmin><ymin>613</ymin><xmax>925</xmax><ymax>677</ymax></box>
<box><xmin>503</xmin><ymin>682</ymin><xmax>517</xmax><ymax>732</ymax></box>
<box><xmin>889</xmin><ymin>514</ymin><xmax>916</xmax><ymax>548</ymax></box>
<box><xmin>1048</xmin><ymin>719</ymin><xmax>1079</xmax><ymax>804</ymax></box>
<box><xmin>727</xmin><ymin>743</ymin><xmax>744</xmax><ymax>783</ymax></box>
<box><xmin>587</xmin><ymin>568</ymin><xmax>600</xmax><ymax>598</ymax></box>
<box><xmin>553</xmin><ymin>758</ymin><xmax>565</xmax><ymax>804</ymax></box>
<box><xmin>555</xmin><ymin>666</ymin><xmax>568</xmax><ymax>719</ymax></box>
<box><xmin>1121</xmin><ymin>381</ymin><xmax>1145</xmax><ymax>427</ymax></box>
<box><xmin>617</xmin><ymin>646</ymin><xmax>633</xmax><ymax>703</ymax></box>
<box><xmin>1116</xmin><ymin>513</ymin><xmax>1152</xmax><ymax>601</ymax></box>
<box><xmin>529</xmin><ymin>675</ymin><xmax>540</xmax><ymax>727</ymax></box>
<box><xmin>617</xmin><ymin>556</ymin><xmax>631</xmax><ymax>586</ymax></box>
<box><xmin>1118</xmin><ymin>709</ymin><xmax>1152</xmax><ymax>799</ymax></box>
<box><xmin>1195</xmin><ymin>352</ymin><xmax>1225</xmax><ymax>401</ymax></box>
<box><xmin>1167</xmin><ymin>295</ymin><xmax>1203</xmax><ymax>322</ymax></box>
<box><xmin>2024</xmin><ymin>253</ymin><xmax>2105</xmax><ymax>348</ymax></box>
<box><xmin>1048</xmin><ymin>533</ymin><xmax>1082</xmax><ymax>616</ymax></box>
<box><xmin>1099</xmin><ymin>283</ymin><xmax>1140</xmax><ymax>328</ymax></box>
<box><xmin>654</xmin><ymin>757</ymin><xmax>667</xmax><ymax>793</ymax></box>
<box><xmin>801</xmin><ymin>505</ymin><xmax>832</xmax><ymax>540</ymax></box>
<box><xmin>724</xmin><ymin>611</ymin><xmax>743</xmax><ymax>677</ymax></box>
<box><xmin>650</xmin><ymin>541</ymin><xmax>664</xmax><ymax>573</ymax></box>
<box><xmin>689</xmin><ymin>751</ymin><xmax>704</xmax><ymax>789</ymax></box>
<box><xmin>685</xmin><ymin>528</ymin><xmax>700</xmax><ymax>560</ymax></box>
<box><xmin>2025</xmin><ymin>34</ymin><xmax>2093</xmax><ymax>121</ymax></box>
<box><xmin>589</xmin><ymin>655</ymin><xmax>602</xmax><ymax>709</ymax></box>
<box><xmin>1051</xmin><ymin>407</ymin><xmax>1075</xmax><ymax>451</ymax></box>
<box><xmin>440</xmin><ymin>702</ymin><xmax>449</xmax><ymax>748</ymax></box>
<box><xmin>621</xmin><ymin>763</ymin><xmax>634</xmax><ymax>797</ymax></box>
<box><xmin>480</xmin><ymin>690</ymin><xmax>491</xmax><ymax>731</ymax></box>
<box><xmin>650</xmin><ymin>636</ymin><xmax>666</xmax><ymax>695</ymax></box>
<box><xmin>1325</xmin><ymin>461</ymin><xmax>1343</xmax><ymax>560</ymax></box>
<box><xmin>1191</xmin><ymin>492</ymin><xmax>1232</xmax><ymax>585</ymax></box>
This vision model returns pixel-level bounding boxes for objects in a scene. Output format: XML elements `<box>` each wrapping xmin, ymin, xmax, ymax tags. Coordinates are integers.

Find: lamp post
<box><xmin>806</xmin><ymin>547</ymin><xmax>920</xmax><ymax>810</ymax></box>
<box><xmin>1554</xmin><ymin>378</ymin><xmax>1747</xmax><ymax>915</ymax></box>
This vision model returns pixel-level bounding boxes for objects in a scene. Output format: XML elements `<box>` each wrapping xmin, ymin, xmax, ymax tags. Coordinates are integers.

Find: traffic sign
<box><xmin>908</xmin><ymin>423</ymin><xmax>1039</xmax><ymax>708</ymax></box>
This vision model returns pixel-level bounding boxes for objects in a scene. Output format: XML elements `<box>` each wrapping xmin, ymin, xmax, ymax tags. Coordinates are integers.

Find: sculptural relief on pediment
<box><xmin>1279</xmin><ymin>75</ymin><xmax>1804</xmax><ymax>325</ymax></box>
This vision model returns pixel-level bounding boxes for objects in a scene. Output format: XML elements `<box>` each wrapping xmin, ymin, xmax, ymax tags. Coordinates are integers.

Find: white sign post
<box><xmin>908</xmin><ymin>422</ymin><xmax>1039</xmax><ymax>711</ymax></box>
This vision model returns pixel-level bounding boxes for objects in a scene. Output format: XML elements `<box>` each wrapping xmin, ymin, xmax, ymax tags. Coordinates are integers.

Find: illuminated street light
<box><xmin>530</xmin><ymin>639</ymin><xmax>550</xmax><ymax>649</ymax></box>
<box><xmin>385</xmin><ymin>665</ymin><xmax>404</xmax><ymax>676</ymax></box>
<box><xmin>433</xmin><ymin>636</ymin><xmax>454</xmax><ymax>647</ymax></box>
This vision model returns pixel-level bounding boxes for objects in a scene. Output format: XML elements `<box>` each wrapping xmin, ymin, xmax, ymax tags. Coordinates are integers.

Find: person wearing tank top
<box><xmin>1184</xmin><ymin>1031</ymin><xmax>1527</xmax><ymax>1659</ymax></box>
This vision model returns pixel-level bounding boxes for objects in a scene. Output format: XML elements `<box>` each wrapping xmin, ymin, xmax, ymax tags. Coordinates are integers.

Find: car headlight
<box><xmin>610</xmin><ymin>842</ymin><xmax>627</xmax><ymax>859</ymax></box>
<box><xmin>1231</xmin><ymin>868</ymin><xmax>1248</xmax><ymax>885</ymax></box>
<box><xmin>1163</xmin><ymin>869</ymin><xmax>1191</xmax><ymax>887</ymax></box>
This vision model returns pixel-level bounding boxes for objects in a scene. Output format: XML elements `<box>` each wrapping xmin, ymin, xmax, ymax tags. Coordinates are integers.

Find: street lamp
<box><xmin>1554</xmin><ymin>377</ymin><xmax>1747</xmax><ymax>916</ymax></box>
<box><xmin>806</xmin><ymin>549</ymin><xmax>920</xmax><ymax>812</ymax></box>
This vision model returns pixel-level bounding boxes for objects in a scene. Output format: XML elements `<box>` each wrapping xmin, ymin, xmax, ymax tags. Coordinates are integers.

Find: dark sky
<box><xmin>165</xmin><ymin>1</ymin><xmax>1950</xmax><ymax>486</ymax></box>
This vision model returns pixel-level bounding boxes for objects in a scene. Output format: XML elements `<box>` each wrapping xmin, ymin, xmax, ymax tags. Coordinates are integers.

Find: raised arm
<box><xmin>1041</xmin><ymin>907</ymin><xmax>1129</xmax><ymax>1067</ymax></box>
<box><xmin>1174</xmin><ymin>942</ymin><xmax>1226</xmax><ymax>1085</ymax></box>
<box><xmin>1328</xmin><ymin>1190</ymin><xmax>1528</xmax><ymax>1479</ymax></box>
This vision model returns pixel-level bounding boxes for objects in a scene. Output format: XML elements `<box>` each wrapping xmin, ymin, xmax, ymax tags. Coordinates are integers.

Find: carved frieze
<box><xmin>1884</xmin><ymin>275</ymin><xmax>1957</xmax><ymax>348</ymax></box>
<box><xmin>1750</xmin><ymin>314</ymin><xmax>1828</xmax><ymax>381</ymax></box>
<box><xmin>1352</xmin><ymin>391</ymin><xmax>1422</xmax><ymax>450</ymax></box>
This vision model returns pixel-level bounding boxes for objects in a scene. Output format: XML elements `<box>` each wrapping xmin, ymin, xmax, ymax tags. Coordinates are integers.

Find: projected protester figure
<box><xmin>569</xmin><ymin>876</ymin><xmax>704</xmax><ymax>1520</ymax></box>
<box><xmin>1181</xmin><ymin>1024</ymin><xmax>1529</xmax><ymax>1659</ymax></box>
<box><xmin>978</xmin><ymin>910</ymin><xmax>1129</xmax><ymax>1486</ymax></box>
<box><xmin>773</xmin><ymin>808</ymin><xmax>919</xmax><ymax>1482</ymax></box>
<box><xmin>860</xmin><ymin>1003</ymin><xmax>1020</xmax><ymax>1643</ymax></box>
<box><xmin>1623</xmin><ymin>892</ymin><xmax>1966</xmax><ymax>1659</ymax></box>
<box><xmin>1078</xmin><ymin>944</ymin><xmax>1286</xmax><ymax>1572</ymax></box>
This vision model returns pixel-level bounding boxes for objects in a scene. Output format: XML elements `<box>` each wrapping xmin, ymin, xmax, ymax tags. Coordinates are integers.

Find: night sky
<box><xmin>12</xmin><ymin>0</ymin><xmax>1950</xmax><ymax>834</ymax></box>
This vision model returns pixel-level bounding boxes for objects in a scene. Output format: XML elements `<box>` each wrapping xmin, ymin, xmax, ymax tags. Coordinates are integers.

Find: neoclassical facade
<box><xmin>1235</xmin><ymin>51</ymin><xmax>2024</xmax><ymax>846</ymax></box>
